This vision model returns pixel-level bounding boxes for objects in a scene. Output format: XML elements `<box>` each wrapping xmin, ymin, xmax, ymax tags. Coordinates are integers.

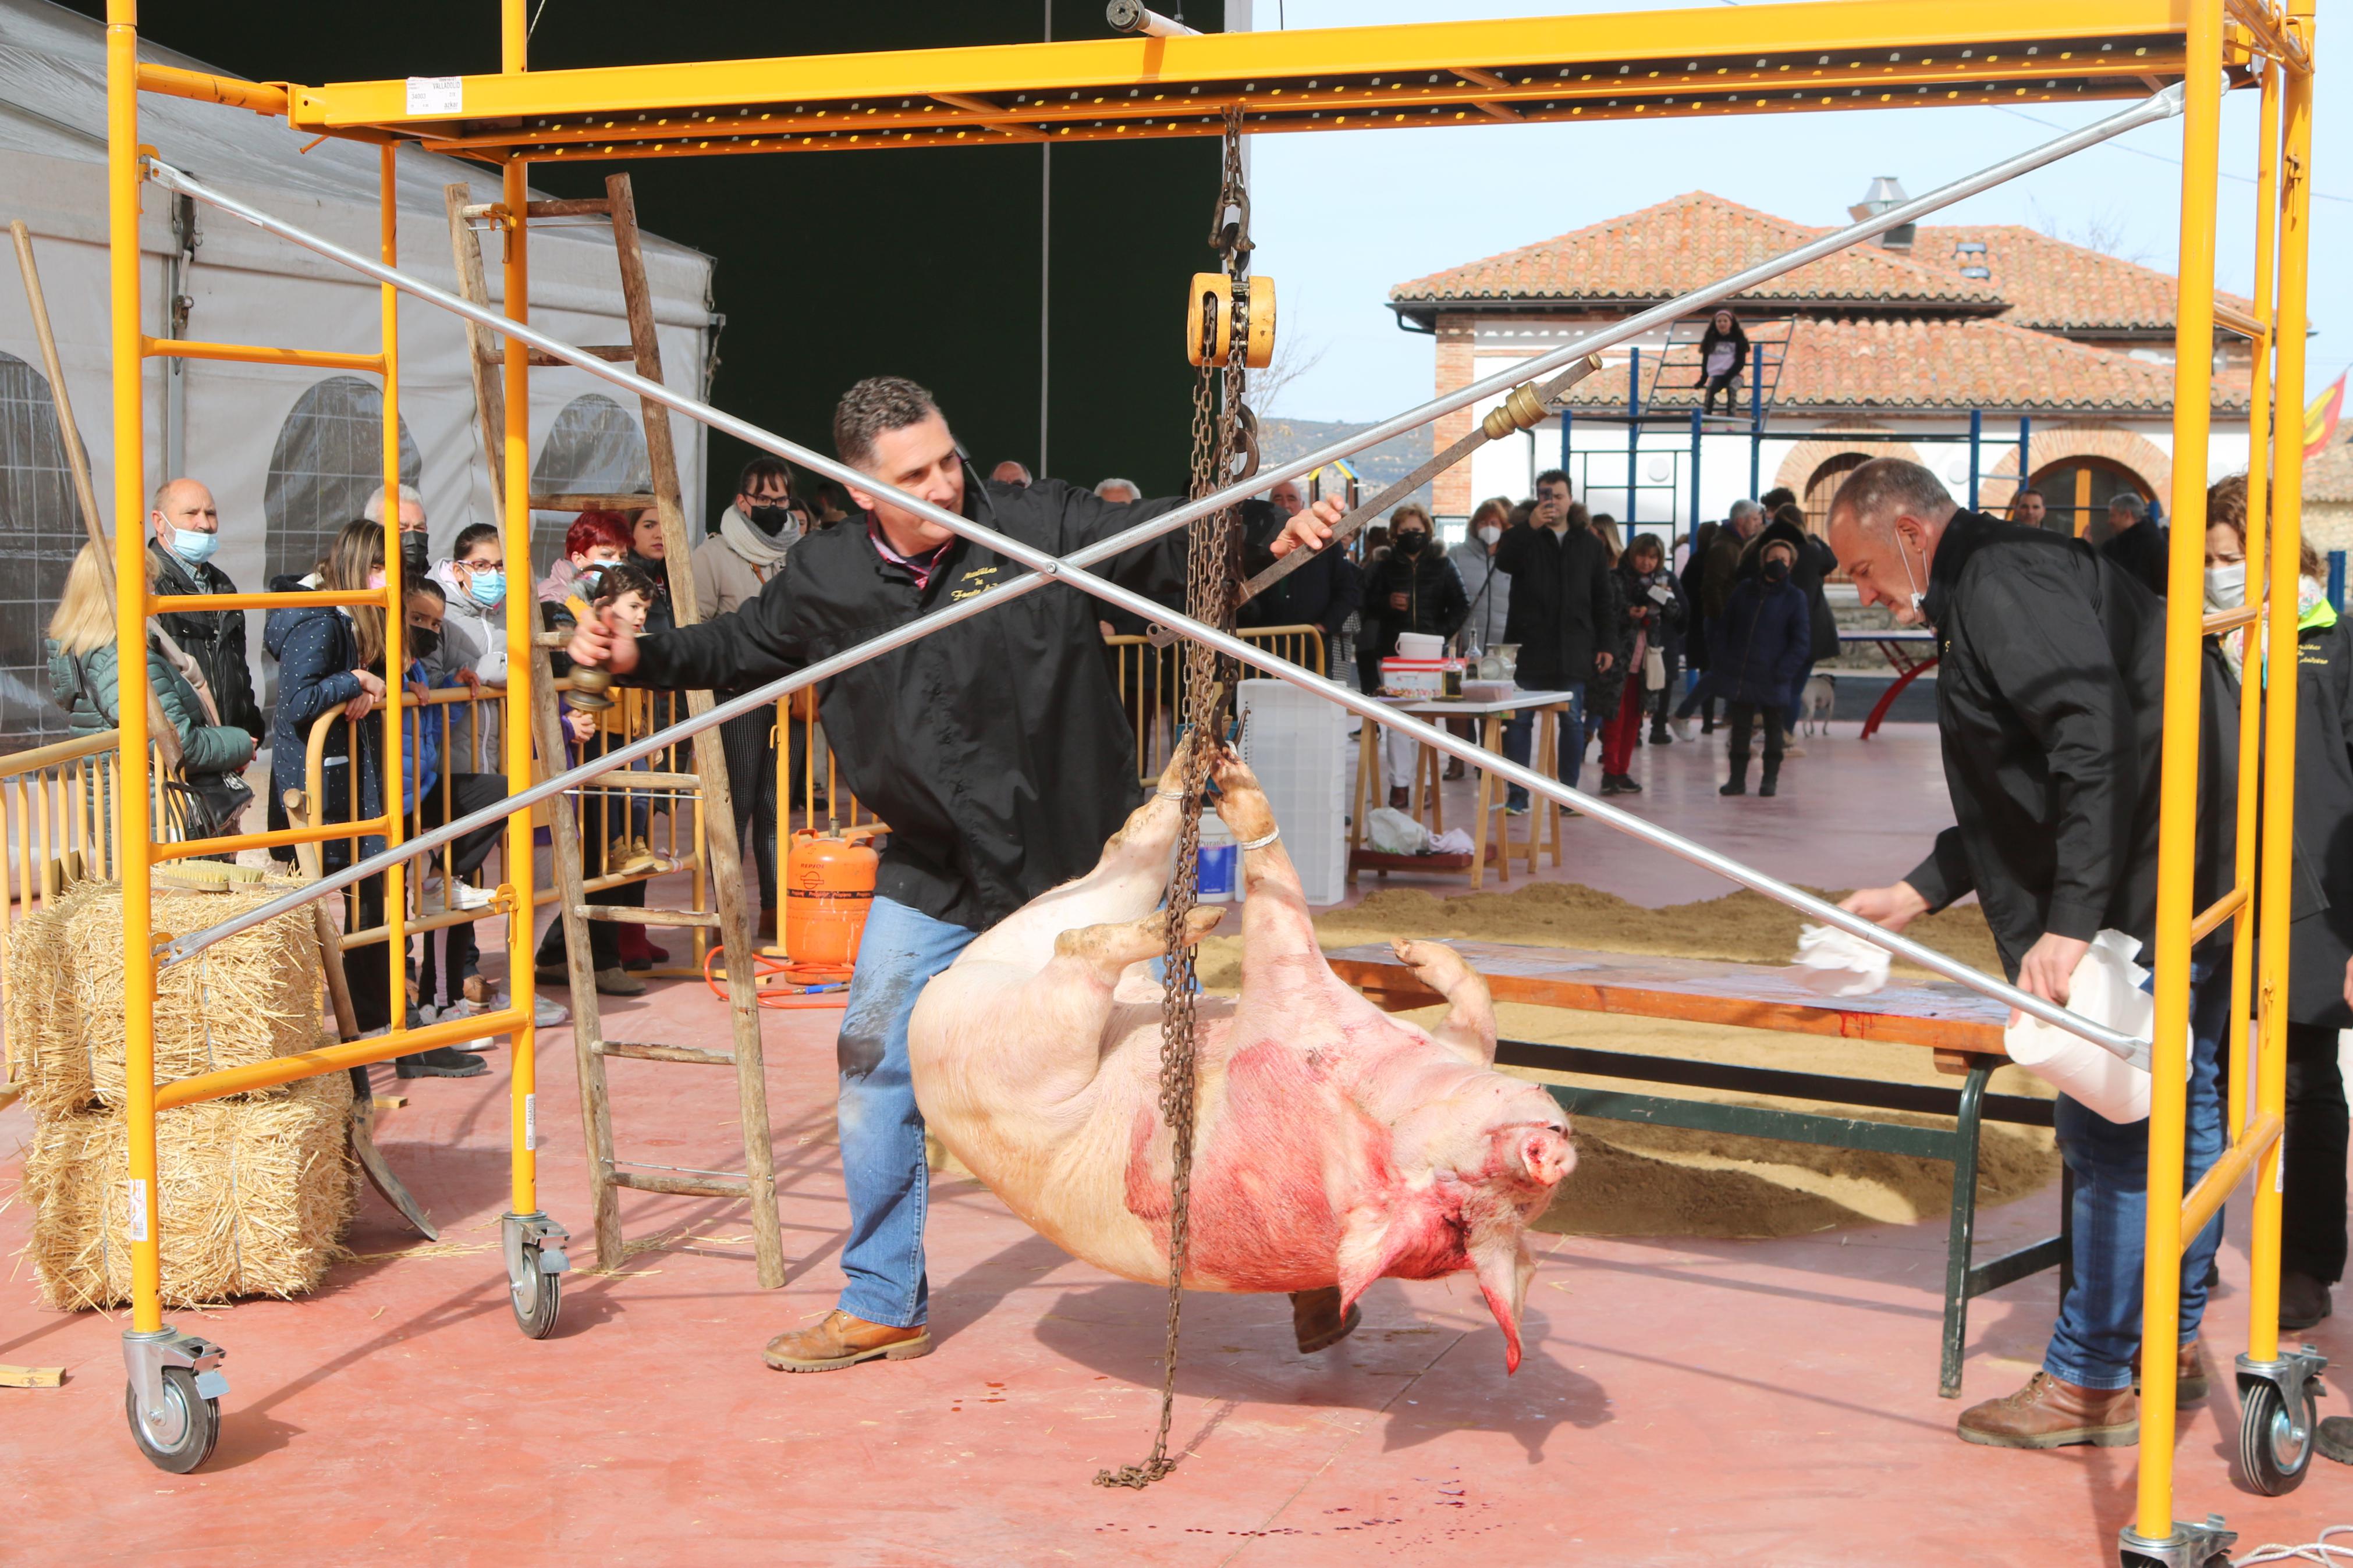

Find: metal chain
<box><xmin>1095</xmin><ymin>107</ymin><xmax>1247</xmax><ymax>1493</ymax></box>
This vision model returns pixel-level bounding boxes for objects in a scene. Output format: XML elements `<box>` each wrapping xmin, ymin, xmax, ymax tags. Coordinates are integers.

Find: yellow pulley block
<box><xmin>1479</xmin><ymin>382</ymin><xmax>1549</xmax><ymax>441</ymax></box>
<box><xmin>1183</xmin><ymin>271</ymin><xmax>1277</xmax><ymax>369</ymax></box>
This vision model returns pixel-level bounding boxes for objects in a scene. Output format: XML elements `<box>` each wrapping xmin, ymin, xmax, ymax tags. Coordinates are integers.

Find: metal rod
<box><xmin>1106</xmin><ymin>1</ymin><xmax>1199</xmax><ymax>38</ymax></box>
<box><xmin>141</xmin><ymin>83</ymin><xmax>2182</xmax><ymax>591</ymax></box>
<box><xmin>139</xmin><ymin>109</ymin><xmax>2177</xmax><ymax>1058</ymax></box>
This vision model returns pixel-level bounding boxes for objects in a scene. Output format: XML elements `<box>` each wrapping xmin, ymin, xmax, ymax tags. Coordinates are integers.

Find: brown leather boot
<box><xmin>2130</xmin><ymin>1339</ymin><xmax>2210</xmax><ymax>1402</ymax></box>
<box><xmin>762</xmin><ymin>1310</ymin><xmax>932</xmax><ymax>1372</ymax></box>
<box><xmin>1956</xmin><ymin>1370</ymin><xmax>2138</xmax><ymax>1448</ymax></box>
<box><xmin>1290</xmin><ymin>1286</ymin><xmax>1362</xmax><ymax>1354</ymax></box>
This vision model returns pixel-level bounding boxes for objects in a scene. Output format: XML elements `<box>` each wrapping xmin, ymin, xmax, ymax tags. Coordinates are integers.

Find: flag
<box><xmin>2308</xmin><ymin>371</ymin><xmax>2348</xmax><ymax>461</ymax></box>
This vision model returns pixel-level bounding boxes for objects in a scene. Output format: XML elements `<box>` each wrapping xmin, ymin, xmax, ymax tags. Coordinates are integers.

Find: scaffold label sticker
<box><xmin>406</xmin><ymin>77</ymin><xmax>463</xmax><ymax>116</ymax></box>
<box><xmin>524</xmin><ymin>1092</ymin><xmax>537</xmax><ymax>1153</ymax></box>
<box><xmin>126</xmin><ymin>1180</ymin><xmax>148</xmax><ymax>1243</ymax></box>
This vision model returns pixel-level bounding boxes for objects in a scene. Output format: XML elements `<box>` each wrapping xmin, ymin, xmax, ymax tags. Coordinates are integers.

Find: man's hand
<box><xmin>1839</xmin><ymin>881</ymin><xmax>1929</xmax><ymax>933</ymax></box>
<box><xmin>2012</xmin><ymin>931</ymin><xmax>2093</xmax><ymax>1026</ymax></box>
<box><xmin>567</xmin><ymin>606</ymin><xmax>640</xmax><ymax>677</ymax></box>
<box><xmin>1594</xmin><ymin>651</ymin><xmax>1614</xmax><ymax>673</ymax></box>
<box><xmin>1269</xmin><ymin>493</ymin><xmax>1344</xmax><ymax>558</ymax></box>
<box><xmin>1387</xmin><ymin>591</ymin><xmax>1410</xmax><ymax>613</ymax></box>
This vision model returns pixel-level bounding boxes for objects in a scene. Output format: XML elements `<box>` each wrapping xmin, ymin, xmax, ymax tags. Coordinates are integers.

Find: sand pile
<box><xmin>1199</xmin><ymin>881</ymin><xmax>2056</xmax><ymax>1240</ymax></box>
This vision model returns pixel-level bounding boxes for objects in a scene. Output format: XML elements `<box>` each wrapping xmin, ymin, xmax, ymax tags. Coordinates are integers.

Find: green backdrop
<box><xmin>72</xmin><ymin>1</ymin><xmax>1229</xmax><ymax>524</ymax></box>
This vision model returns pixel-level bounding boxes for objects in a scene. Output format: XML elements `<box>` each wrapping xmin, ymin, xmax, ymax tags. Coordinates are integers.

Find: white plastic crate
<box><xmin>1236</xmin><ymin>678</ymin><xmax>1348</xmax><ymax>906</ymax></box>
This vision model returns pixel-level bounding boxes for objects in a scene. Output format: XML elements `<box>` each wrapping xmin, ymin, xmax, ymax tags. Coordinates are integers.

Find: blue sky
<box><xmin>1245</xmin><ymin>0</ymin><xmax>2350</xmax><ymax>424</ymax></box>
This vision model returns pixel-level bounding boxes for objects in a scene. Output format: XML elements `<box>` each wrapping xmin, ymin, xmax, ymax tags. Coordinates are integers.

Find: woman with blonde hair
<box><xmin>48</xmin><ymin>538</ymin><xmax>257</xmax><ymax>838</ymax></box>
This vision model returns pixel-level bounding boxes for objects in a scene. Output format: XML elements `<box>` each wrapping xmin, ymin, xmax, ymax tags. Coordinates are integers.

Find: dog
<box><xmin>1799</xmin><ymin>673</ymin><xmax>1837</xmax><ymax>737</ymax></box>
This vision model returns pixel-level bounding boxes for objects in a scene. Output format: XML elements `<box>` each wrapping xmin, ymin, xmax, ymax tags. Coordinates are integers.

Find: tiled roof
<box><xmin>1909</xmin><ymin>223</ymin><xmax>2254</xmax><ymax>334</ymax></box>
<box><xmin>1553</xmin><ymin>316</ymin><xmax>2252</xmax><ymax>416</ymax></box>
<box><xmin>1390</xmin><ymin>191</ymin><xmax>2003</xmax><ymax>310</ymax></box>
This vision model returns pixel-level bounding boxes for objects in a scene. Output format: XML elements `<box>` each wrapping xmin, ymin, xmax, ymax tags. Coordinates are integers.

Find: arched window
<box><xmin>530</xmin><ymin>394</ymin><xmax>649</xmax><ymax>577</ymax></box>
<box><xmin>0</xmin><ymin>353</ymin><xmax>90</xmax><ymax>744</ymax></box>
<box><xmin>263</xmin><ymin>376</ymin><xmax>420</xmax><ymax>584</ymax></box>
<box><xmin>2029</xmin><ymin>456</ymin><xmax>2156</xmax><ymax>542</ymax></box>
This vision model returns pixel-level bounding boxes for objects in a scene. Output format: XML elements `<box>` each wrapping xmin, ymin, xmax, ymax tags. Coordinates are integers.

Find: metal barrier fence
<box><xmin>1103</xmin><ymin>623</ymin><xmax>1324</xmax><ymax>782</ymax></box>
<box><xmin>295</xmin><ymin>681</ymin><xmax>716</xmax><ymax>973</ymax></box>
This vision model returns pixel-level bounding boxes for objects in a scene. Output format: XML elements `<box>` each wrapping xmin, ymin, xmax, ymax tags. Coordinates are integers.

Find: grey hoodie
<box><xmin>424</xmin><ymin>558</ymin><xmax>507</xmax><ymax>773</ymax></box>
<box><xmin>1449</xmin><ymin>537</ymin><xmax>1513</xmax><ymax>653</ymax></box>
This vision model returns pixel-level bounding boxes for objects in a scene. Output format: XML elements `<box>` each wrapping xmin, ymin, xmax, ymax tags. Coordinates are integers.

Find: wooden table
<box><xmin>1348</xmin><ymin>691</ymin><xmax>1580</xmax><ymax>890</ymax></box>
<box><xmin>1330</xmin><ymin>940</ymin><xmax>2062</xmax><ymax>1399</ymax></box>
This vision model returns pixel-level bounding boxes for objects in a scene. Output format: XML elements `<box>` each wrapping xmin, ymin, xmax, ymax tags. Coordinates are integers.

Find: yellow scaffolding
<box><xmin>93</xmin><ymin>0</ymin><xmax>2317</xmax><ymax>1554</ymax></box>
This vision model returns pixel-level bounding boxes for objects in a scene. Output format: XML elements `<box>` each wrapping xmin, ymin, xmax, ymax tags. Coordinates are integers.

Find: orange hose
<box><xmin>702</xmin><ymin>944</ymin><xmax>851</xmax><ymax>1009</ymax></box>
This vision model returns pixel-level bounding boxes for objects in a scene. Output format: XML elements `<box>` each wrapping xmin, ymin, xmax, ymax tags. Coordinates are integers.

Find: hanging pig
<box><xmin>908</xmin><ymin>742</ymin><xmax>1573</xmax><ymax>1370</ymax></box>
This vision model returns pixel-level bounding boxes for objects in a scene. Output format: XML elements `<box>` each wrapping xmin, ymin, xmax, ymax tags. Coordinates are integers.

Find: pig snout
<box><xmin>1506</xmin><ymin>1123</ymin><xmax>1574</xmax><ymax>1189</ymax></box>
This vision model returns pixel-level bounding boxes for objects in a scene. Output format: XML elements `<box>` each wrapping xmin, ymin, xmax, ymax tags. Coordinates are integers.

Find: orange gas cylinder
<box><xmin>784</xmin><ymin>830</ymin><xmax>879</xmax><ymax>975</ymax></box>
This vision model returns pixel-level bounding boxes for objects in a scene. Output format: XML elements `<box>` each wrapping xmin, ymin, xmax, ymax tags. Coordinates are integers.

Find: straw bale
<box><xmin>3</xmin><ymin>881</ymin><xmax>102</xmax><ymax>1117</ymax></box>
<box><xmin>24</xmin><ymin>1065</ymin><xmax>356</xmax><ymax>1310</ymax></box>
<box><xmin>62</xmin><ymin>882</ymin><xmax>325</xmax><ymax>1110</ymax></box>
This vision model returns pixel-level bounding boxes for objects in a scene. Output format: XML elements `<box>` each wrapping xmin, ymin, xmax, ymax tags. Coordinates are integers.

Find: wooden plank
<box><xmin>1327</xmin><ymin>940</ymin><xmax>2010</xmax><ymax>1057</ymax></box>
<box><xmin>442</xmin><ymin>182</ymin><xmax>505</xmax><ymax>521</ymax></box>
<box><xmin>574</xmin><ymin>905</ymin><xmax>719</xmax><ymax>928</ymax></box>
<box><xmin>522</xmin><ymin>197</ymin><xmax>612</xmax><ymax>219</ymax></box>
<box><xmin>530</xmin><ymin>492</ymin><xmax>659</xmax><ymax>512</ymax></box>
<box><xmin>598</xmin><ymin>1040</ymin><xmax>736</xmax><ymax>1066</ymax></box>
<box><xmin>517</xmin><ymin>344</ymin><xmax>637</xmax><ymax>367</ymax></box>
<box><xmin>607</xmin><ymin>172</ymin><xmax>785</xmax><ymax>1292</ymax></box>
<box><xmin>609</xmin><ymin>1171</ymin><xmax>749</xmax><ymax>1200</ymax></box>
<box><xmin>0</xmin><ymin>1366</ymin><xmax>65</xmax><ymax>1388</ymax></box>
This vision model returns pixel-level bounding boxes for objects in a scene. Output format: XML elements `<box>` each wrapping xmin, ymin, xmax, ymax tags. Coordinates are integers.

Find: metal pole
<box><xmin>141</xmin><ymin>84</ymin><xmax>2182</xmax><ymax>566</ymax></box>
<box><xmin>1039</xmin><ymin>0</ymin><xmax>1051</xmax><ymax>477</ymax></box>
<box><xmin>1747</xmin><ymin>350</ymin><xmax>1762</xmax><ymax>499</ymax></box>
<box><xmin>1967</xmin><ymin>408</ymin><xmax>1982</xmax><ymax>510</ymax></box>
<box><xmin>499</xmin><ymin>0</ymin><xmax>540</xmax><ymax>1226</ymax></box>
<box><xmin>1687</xmin><ymin>407</ymin><xmax>1701</xmax><ymax>549</ymax></box>
<box><xmin>1624</xmin><ymin>347</ymin><xmax>1639</xmax><ymax>521</ymax></box>
<box><xmin>2132</xmin><ymin>0</ymin><xmax>2223</xmax><ymax>1541</ymax></box>
<box><xmin>379</xmin><ymin>142</ymin><xmax>407</xmax><ymax>1030</ymax></box>
<box><xmin>107</xmin><ymin>0</ymin><xmax>161</xmax><ymax>1341</ymax></box>
<box><xmin>2018</xmin><ymin>415</ymin><xmax>2032</xmax><ymax>513</ymax></box>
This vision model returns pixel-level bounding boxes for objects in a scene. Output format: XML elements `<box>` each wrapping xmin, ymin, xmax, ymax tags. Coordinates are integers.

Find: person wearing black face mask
<box><xmin>1707</xmin><ymin>538</ymin><xmax>1810</xmax><ymax>798</ymax></box>
<box><xmin>367</xmin><ymin>480</ymin><xmax>436</xmax><ymax>604</ymax></box>
<box><xmin>1362</xmin><ymin>503</ymin><xmax>1469</xmax><ymax>808</ymax></box>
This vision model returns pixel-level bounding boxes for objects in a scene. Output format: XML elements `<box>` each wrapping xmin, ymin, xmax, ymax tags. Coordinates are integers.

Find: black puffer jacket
<box><xmin>1361</xmin><ymin>545</ymin><xmax>1468</xmax><ymax>656</ymax></box>
<box><xmin>626</xmin><ymin>474</ymin><xmax>1284</xmax><ymax>933</ymax></box>
<box><xmin>1741</xmin><ymin>515</ymin><xmax>1839</xmax><ymax>661</ymax></box>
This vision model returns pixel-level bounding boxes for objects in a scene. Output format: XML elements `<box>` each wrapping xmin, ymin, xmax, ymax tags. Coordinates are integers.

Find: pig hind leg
<box><xmin>957</xmin><ymin>738</ymin><xmax>1202</xmax><ymax>972</ymax></box>
<box><xmin>1390</xmin><ymin>938</ymin><xmax>1497</xmax><ymax>1066</ymax></box>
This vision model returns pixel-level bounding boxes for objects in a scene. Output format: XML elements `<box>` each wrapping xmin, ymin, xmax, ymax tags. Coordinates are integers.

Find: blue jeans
<box><xmin>2043</xmin><ymin>958</ymin><xmax>2230</xmax><ymax>1390</ymax></box>
<box><xmin>833</xmin><ymin>895</ymin><xmax>976</xmax><ymax>1328</ymax></box>
<box><xmin>1502</xmin><ymin>682</ymin><xmax>1585</xmax><ymax>808</ymax></box>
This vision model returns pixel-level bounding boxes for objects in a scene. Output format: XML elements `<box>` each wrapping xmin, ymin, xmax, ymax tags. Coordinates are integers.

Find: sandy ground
<box><xmin>1195</xmin><ymin>881</ymin><xmax>2058</xmax><ymax>1241</ymax></box>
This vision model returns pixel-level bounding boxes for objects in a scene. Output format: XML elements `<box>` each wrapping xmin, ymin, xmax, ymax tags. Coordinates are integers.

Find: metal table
<box><xmin>1836</xmin><ymin>627</ymin><xmax>1939</xmax><ymax>739</ymax></box>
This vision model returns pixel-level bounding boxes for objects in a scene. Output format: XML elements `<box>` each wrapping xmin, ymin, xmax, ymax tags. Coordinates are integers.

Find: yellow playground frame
<box><xmin>95</xmin><ymin>1</ymin><xmax>2313</xmax><ymax>1558</ymax></box>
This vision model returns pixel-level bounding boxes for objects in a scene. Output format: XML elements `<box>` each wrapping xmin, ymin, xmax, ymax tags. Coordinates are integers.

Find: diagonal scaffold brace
<box><xmin>143</xmin><ymin>83</ymin><xmax>2185</xmax><ymax>1069</ymax></box>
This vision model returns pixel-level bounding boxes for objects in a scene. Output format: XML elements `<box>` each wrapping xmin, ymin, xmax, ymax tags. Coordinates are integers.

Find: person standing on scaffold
<box><xmin>567</xmin><ymin>376</ymin><xmax>1341</xmax><ymax>1372</ymax></box>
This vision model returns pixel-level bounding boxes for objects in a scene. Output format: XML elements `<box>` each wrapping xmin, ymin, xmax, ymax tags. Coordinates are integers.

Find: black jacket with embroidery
<box><xmin>1903</xmin><ymin>511</ymin><xmax>2172</xmax><ymax>975</ymax></box>
<box><xmin>629</xmin><ymin>475</ymin><xmax>1281</xmax><ymax>931</ymax></box>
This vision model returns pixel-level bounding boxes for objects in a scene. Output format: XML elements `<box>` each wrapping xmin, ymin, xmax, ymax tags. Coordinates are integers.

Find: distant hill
<box><xmin>1257</xmin><ymin>417</ymin><xmax>1436</xmax><ymax>516</ymax></box>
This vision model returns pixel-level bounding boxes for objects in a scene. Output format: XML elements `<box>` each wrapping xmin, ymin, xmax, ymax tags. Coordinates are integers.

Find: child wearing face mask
<box><xmin>1709</xmin><ymin>538</ymin><xmax>1811</xmax><ymax>797</ymax></box>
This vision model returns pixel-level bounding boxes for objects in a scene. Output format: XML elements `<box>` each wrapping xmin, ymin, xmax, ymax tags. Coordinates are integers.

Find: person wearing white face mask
<box><xmin>2206</xmin><ymin>473</ymin><xmax>2351</xmax><ymax>1343</ymax></box>
<box><xmin>147</xmin><ymin>477</ymin><xmax>264</xmax><ymax>742</ymax></box>
<box><xmin>1830</xmin><ymin>456</ymin><xmax>2245</xmax><ymax>1451</ymax></box>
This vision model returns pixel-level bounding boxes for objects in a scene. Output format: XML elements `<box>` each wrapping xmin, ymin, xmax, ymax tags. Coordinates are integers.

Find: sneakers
<box><xmin>1503</xmin><ymin>799</ymin><xmax>1530</xmax><ymax>817</ymax></box>
<box><xmin>421</xmin><ymin>875</ymin><xmax>493</xmax><ymax>912</ymax></box>
<box><xmin>462</xmin><ymin>976</ymin><xmax>570</xmax><ymax>1028</ymax></box>
<box><xmin>1671</xmin><ymin>717</ymin><xmax>1697</xmax><ymax>741</ymax></box>
<box><xmin>396</xmin><ymin>1045</ymin><xmax>489</xmax><ymax>1079</ymax></box>
<box><xmin>535</xmin><ymin>993</ymin><xmax>570</xmax><ymax>1027</ymax></box>
<box><xmin>1648</xmin><ymin>725</ymin><xmax>1673</xmax><ymax>745</ymax></box>
<box><xmin>609</xmin><ymin>837</ymin><xmax>662</xmax><ymax>877</ymax></box>
<box><xmin>1957</xmin><ymin>1370</ymin><xmax>2138</xmax><ymax>1449</ymax></box>
<box><xmin>595</xmin><ymin>966</ymin><xmax>647</xmax><ymax>997</ymax></box>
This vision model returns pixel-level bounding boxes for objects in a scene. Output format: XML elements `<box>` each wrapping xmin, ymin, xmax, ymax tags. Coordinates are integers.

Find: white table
<box><xmin>1351</xmin><ymin>689</ymin><xmax>1582</xmax><ymax>890</ymax></box>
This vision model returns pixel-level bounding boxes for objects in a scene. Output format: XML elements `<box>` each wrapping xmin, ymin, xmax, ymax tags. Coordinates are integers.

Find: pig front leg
<box><xmin>1208</xmin><ymin>751</ymin><xmax>1335</xmax><ymax>1001</ymax></box>
<box><xmin>1389</xmin><ymin>938</ymin><xmax>1497</xmax><ymax>1067</ymax></box>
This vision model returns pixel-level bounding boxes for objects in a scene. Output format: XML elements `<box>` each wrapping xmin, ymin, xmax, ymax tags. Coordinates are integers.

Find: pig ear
<box><xmin>1335</xmin><ymin>1205</ymin><xmax>1418</xmax><ymax>1317</ymax></box>
<box><xmin>1471</xmin><ymin>1237</ymin><xmax>1536</xmax><ymax>1375</ymax></box>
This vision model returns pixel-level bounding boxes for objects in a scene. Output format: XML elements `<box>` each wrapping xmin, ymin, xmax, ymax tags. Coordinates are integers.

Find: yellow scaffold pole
<box><xmin>502</xmin><ymin>0</ymin><xmax>542</xmax><ymax>1230</ymax></box>
<box><xmin>381</xmin><ymin>141</ymin><xmax>408</xmax><ymax>1025</ymax></box>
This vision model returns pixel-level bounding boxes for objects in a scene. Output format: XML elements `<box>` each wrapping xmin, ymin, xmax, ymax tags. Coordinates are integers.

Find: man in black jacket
<box><xmin>1493</xmin><ymin>472</ymin><xmax>1616</xmax><ymax>810</ymax></box>
<box><xmin>2099</xmin><ymin>492</ymin><xmax>2170</xmax><ymax>598</ymax></box>
<box><xmin>147</xmin><ymin>478</ymin><xmax>264</xmax><ymax>743</ymax></box>
<box><xmin>1237</xmin><ymin>477</ymin><xmax>1363</xmax><ymax>655</ymax></box>
<box><xmin>569</xmin><ymin>376</ymin><xmax>1337</xmax><ymax>1373</ymax></box>
<box><xmin>1828</xmin><ymin>457</ymin><xmax>2231</xmax><ymax>1452</ymax></box>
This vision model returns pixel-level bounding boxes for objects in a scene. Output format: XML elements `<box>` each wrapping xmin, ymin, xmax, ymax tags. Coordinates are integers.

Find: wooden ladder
<box><xmin>445</xmin><ymin>173</ymin><xmax>784</xmax><ymax>1287</ymax></box>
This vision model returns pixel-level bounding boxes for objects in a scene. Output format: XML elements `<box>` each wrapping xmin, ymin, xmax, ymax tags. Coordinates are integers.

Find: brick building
<box><xmin>1389</xmin><ymin>190</ymin><xmax>2270</xmax><ymax>547</ymax></box>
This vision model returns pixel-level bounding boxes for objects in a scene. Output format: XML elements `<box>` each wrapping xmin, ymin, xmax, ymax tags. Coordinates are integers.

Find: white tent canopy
<box><xmin>0</xmin><ymin>0</ymin><xmax>715</xmax><ymax>743</ymax></box>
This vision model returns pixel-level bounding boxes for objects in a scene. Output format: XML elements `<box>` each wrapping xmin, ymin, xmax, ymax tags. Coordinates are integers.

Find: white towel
<box><xmin>1792</xmin><ymin>923</ymin><xmax>1892</xmax><ymax>997</ymax></box>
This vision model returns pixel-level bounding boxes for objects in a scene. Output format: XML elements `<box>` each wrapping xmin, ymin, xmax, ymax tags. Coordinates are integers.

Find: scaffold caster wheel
<box><xmin>503</xmin><ymin>1211</ymin><xmax>571</xmax><ymax>1341</ymax></box>
<box><xmin>125</xmin><ymin>1367</ymin><xmax>219</xmax><ymax>1473</ymax></box>
<box><xmin>2235</xmin><ymin>1346</ymin><xmax>2327</xmax><ymax>1497</ymax></box>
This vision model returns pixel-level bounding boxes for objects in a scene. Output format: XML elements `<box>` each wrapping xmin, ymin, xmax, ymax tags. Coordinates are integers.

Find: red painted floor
<box><xmin>1</xmin><ymin>721</ymin><xmax>2346</xmax><ymax>1566</ymax></box>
